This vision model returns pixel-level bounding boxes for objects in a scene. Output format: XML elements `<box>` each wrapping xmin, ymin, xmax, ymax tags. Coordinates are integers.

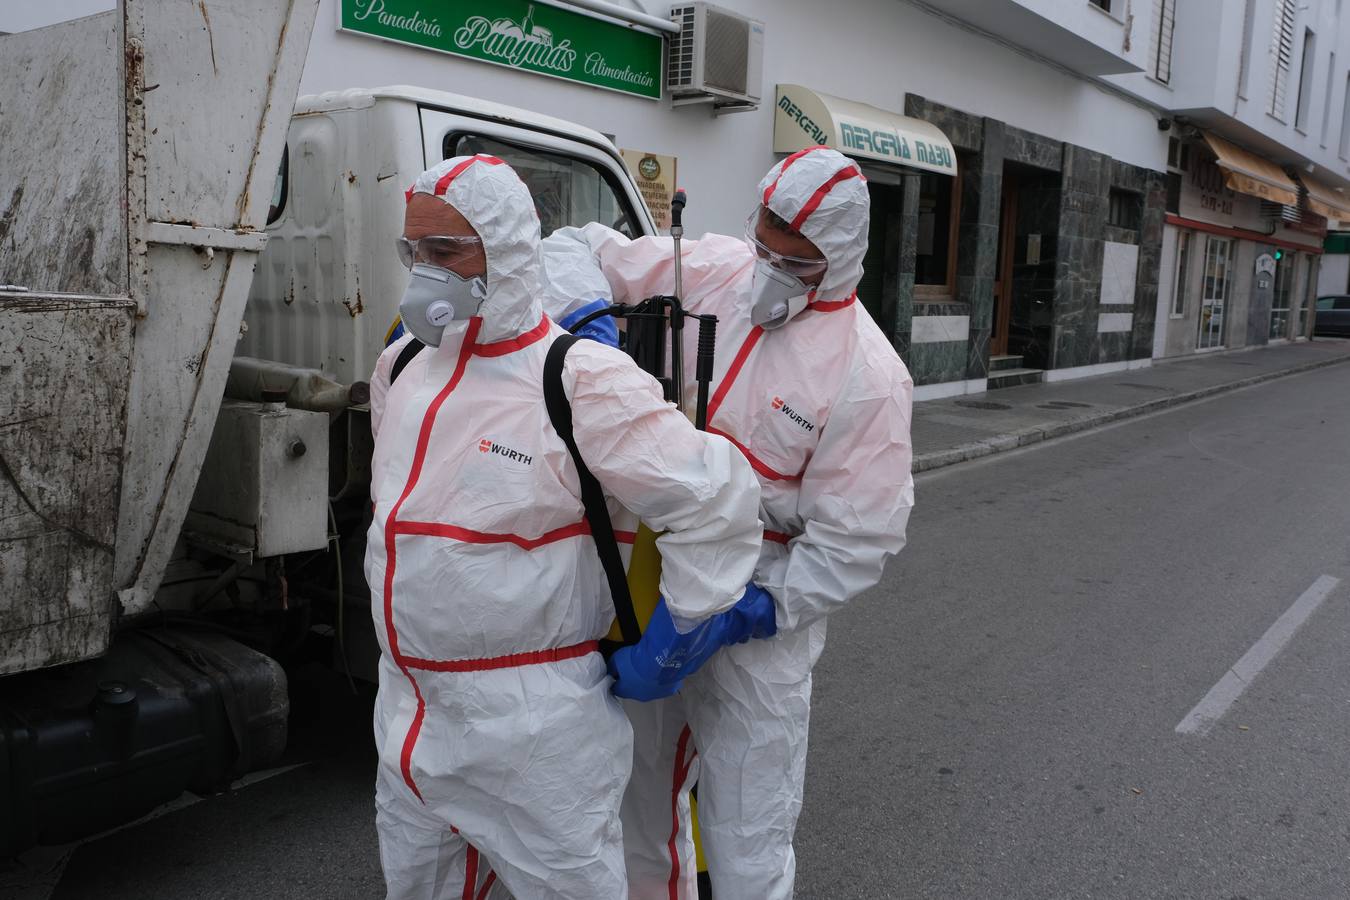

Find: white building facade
<box><xmin>289</xmin><ymin>0</ymin><xmax>1185</xmax><ymax>396</ymax></box>
<box><xmin>1103</xmin><ymin>0</ymin><xmax>1350</xmax><ymax>356</ymax></box>
<box><xmin>10</xmin><ymin>1</ymin><xmax>1345</xmax><ymax>384</ymax></box>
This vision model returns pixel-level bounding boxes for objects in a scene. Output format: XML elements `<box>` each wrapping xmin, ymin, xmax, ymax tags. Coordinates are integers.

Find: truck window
<box><xmin>445</xmin><ymin>133</ymin><xmax>640</xmax><ymax>239</ymax></box>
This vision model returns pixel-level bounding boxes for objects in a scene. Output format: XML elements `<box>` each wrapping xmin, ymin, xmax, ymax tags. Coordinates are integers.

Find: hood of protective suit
<box><xmin>755</xmin><ymin>146</ymin><xmax>870</xmax><ymax>305</ymax></box>
<box><xmin>539</xmin><ymin>230</ymin><xmax>614</xmax><ymax>320</ymax></box>
<box><xmin>406</xmin><ymin>155</ymin><xmax>543</xmax><ymax>343</ymax></box>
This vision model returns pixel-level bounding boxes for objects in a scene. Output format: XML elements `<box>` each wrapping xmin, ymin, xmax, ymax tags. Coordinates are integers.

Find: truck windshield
<box><xmin>445</xmin><ymin>133</ymin><xmax>642</xmax><ymax>239</ymax></box>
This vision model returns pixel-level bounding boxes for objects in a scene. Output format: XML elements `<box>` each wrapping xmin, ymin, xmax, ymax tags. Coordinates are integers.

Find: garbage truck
<box><xmin>0</xmin><ymin>1</ymin><xmax>661</xmax><ymax>856</ymax></box>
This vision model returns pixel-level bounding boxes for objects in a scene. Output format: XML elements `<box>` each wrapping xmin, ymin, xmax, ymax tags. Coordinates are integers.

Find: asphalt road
<box><xmin>8</xmin><ymin>363</ymin><xmax>1349</xmax><ymax>900</ymax></box>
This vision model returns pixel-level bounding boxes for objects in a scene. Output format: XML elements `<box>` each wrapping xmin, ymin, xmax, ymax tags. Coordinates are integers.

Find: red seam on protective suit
<box><xmin>472</xmin><ymin>314</ymin><xmax>550</xmax><ymax>356</ymax></box>
<box><xmin>476</xmin><ymin>872</ymin><xmax>497</xmax><ymax>900</ymax></box>
<box><xmin>708</xmin><ymin>426</ymin><xmax>802</xmax><ymax>482</ymax></box>
<box><xmin>463</xmin><ymin>846</ymin><xmax>479</xmax><ymax>900</ymax></box>
<box><xmin>615</xmin><ymin>530</ymin><xmax>638</xmax><ymax>544</ymax></box>
<box><xmin>705</xmin><ymin>326</ymin><xmax>803</xmax><ymax>482</ymax></box>
<box><xmin>394</xmin><ymin>518</ymin><xmax>591</xmax><ymax>550</ymax></box>
<box><xmin>764</xmin><ymin>530</ymin><xmax>793</xmax><ymax>544</ymax></box>
<box><xmin>384</xmin><ymin>318</ymin><xmax>482</xmax><ymax>801</ymax></box>
<box><xmin>806</xmin><ymin>291</ymin><xmax>857</xmax><ymax>313</ymax></box>
<box><xmin>667</xmin><ymin>725</ymin><xmax>694</xmax><ymax>900</ymax></box>
<box><xmin>403</xmin><ymin>640</ymin><xmax>600</xmax><ymax>673</ymax></box>
<box><xmin>434</xmin><ymin>155</ymin><xmax>505</xmax><ymax>196</ymax></box>
<box><xmin>707</xmin><ymin>326</ymin><xmax>764</xmax><ymax>422</ymax></box>
<box><xmin>761</xmin><ymin>146</ymin><xmax>825</xmax><ymax>205</ymax></box>
<box><xmin>790</xmin><ymin>167</ymin><xmax>863</xmax><ymax>231</ymax></box>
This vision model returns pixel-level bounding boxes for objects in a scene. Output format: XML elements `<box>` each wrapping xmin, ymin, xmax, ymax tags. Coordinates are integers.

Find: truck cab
<box><xmin>242</xmin><ymin>85</ymin><xmax>656</xmax><ymax>386</ymax></box>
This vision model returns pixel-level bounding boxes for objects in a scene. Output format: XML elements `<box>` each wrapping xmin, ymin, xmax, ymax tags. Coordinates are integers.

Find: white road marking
<box><xmin>1176</xmin><ymin>575</ymin><xmax>1342</xmax><ymax>735</ymax></box>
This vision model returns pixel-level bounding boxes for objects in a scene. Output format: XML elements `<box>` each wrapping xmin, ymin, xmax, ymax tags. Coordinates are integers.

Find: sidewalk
<box><xmin>911</xmin><ymin>339</ymin><xmax>1350</xmax><ymax>472</ymax></box>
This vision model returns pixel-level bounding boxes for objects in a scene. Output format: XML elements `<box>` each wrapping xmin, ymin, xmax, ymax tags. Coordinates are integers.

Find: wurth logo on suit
<box><xmin>478</xmin><ymin>437</ymin><xmax>533</xmax><ymax>466</ymax></box>
<box><xmin>771</xmin><ymin>397</ymin><xmax>815</xmax><ymax>433</ymax></box>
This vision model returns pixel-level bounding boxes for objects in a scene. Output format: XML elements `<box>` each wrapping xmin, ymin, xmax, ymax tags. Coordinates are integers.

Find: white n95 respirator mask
<box><xmin>398</xmin><ymin>263</ymin><xmax>488</xmax><ymax>347</ymax></box>
<box><xmin>749</xmin><ymin>259</ymin><xmax>812</xmax><ymax>330</ymax></box>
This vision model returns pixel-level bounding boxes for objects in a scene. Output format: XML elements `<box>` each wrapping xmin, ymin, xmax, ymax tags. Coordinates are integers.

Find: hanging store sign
<box><xmin>1179</xmin><ymin>152</ymin><xmax>1267</xmax><ymax>232</ymax></box>
<box><xmin>620</xmin><ymin>149</ymin><xmax>678</xmax><ymax>231</ymax></box>
<box><xmin>773</xmin><ymin>84</ymin><xmax>958</xmax><ymax>177</ymax></box>
<box><xmin>1255</xmin><ymin>252</ymin><xmax>1276</xmax><ymax>289</ymax></box>
<box><xmin>339</xmin><ymin>1</ymin><xmax>663</xmax><ymax>100</ymax></box>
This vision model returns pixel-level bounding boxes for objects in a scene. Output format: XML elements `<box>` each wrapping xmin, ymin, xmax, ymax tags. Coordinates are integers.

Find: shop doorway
<box><xmin>996</xmin><ymin>163</ymin><xmax>1060</xmax><ymax>369</ymax></box>
<box><xmin>857</xmin><ymin>178</ymin><xmax>904</xmax><ymax>337</ymax></box>
<box><xmin>992</xmin><ymin>176</ymin><xmax>1017</xmax><ymax>356</ymax></box>
<box><xmin>1269</xmin><ymin>250</ymin><xmax>1294</xmax><ymax>339</ymax></box>
<box><xmin>1197</xmin><ymin>235</ymin><xmax>1233</xmax><ymax>349</ymax></box>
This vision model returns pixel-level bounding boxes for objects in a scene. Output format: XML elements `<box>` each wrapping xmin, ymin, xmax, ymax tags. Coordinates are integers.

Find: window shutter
<box><xmin>1269</xmin><ymin>0</ymin><xmax>1297</xmax><ymax>119</ymax></box>
<box><xmin>1151</xmin><ymin>0</ymin><xmax>1176</xmax><ymax>84</ymax></box>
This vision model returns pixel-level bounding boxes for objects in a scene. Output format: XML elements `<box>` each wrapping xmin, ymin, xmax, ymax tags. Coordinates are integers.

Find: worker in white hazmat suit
<box><xmin>551</xmin><ymin>146</ymin><xmax>915</xmax><ymax>898</ymax></box>
<box><xmin>365</xmin><ymin>154</ymin><xmax>764</xmax><ymax>900</ymax></box>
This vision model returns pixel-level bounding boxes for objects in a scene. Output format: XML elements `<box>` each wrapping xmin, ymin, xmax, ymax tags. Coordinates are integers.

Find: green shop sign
<box><xmin>341</xmin><ymin>0</ymin><xmax>664</xmax><ymax>100</ymax></box>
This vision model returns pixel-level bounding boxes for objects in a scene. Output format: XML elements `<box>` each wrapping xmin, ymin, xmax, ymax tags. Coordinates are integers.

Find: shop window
<box><xmin>914</xmin><ymin>172</ymin><xmax>960</xmax><ymax>294</ymax></box>
<box><xmin>1296</xmin><ymin>256</ymin><xmax>1318</xmax><ymax>335</ymax></box>
<box><xmin>444</xmin><ymin>133</ymin><xmax>642</xmax><ymax>238</ymax></box>
<box><xmin>1107</xmin><ymin>189</ymin><xmax>1141</xmax><ymax>231</ymax></box>
<box><xmin>1171</xmin><ymin>231</ymin><xmax>1191</xmax><ymax>317</ymax></box>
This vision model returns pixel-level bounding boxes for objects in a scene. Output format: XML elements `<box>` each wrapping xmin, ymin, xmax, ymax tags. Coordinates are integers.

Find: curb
<box><xmin>911</xmin><ymin>352</ymin><xmax>1350</xmax><ymax>474</ymax></box>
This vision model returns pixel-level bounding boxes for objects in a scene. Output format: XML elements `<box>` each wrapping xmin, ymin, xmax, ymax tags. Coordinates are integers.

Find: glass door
<box><xmin>1197</xmin><ymin>236</ymin><xmax>1233</xmax><ymax>350</ymax></box>
<box><xmin>1269</xmin><ymin>251</ymin><xmax>1294</xmax><ymax>339</ymax></box>
<box><xmin>1295</xmin><ymin>255</ymin><xmax>1316</xmax><ymax>337</ymax></box>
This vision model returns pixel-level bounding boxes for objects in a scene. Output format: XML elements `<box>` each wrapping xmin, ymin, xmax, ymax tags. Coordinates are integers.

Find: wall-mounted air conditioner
<box><xmin>667</xmin><ymin>3</ymin><xmax>764</xmax><ymax>114</ymax></box>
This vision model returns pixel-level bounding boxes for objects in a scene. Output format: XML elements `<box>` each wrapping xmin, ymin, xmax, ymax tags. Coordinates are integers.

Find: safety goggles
<box><xmin>396</xmin><ymin>235</ymin><xmax>483</xmax><ymax>271</ymax></box>
<box><xmin>743</xmin><ymin>211</ymin><xmax>829</xmax><ymax>278</ymax></box>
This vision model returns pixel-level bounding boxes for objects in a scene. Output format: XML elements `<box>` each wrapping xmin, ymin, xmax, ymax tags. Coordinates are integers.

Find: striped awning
<box><xmin>1296</xmin><ymin>172</ymin><xmax>1350</xmax><ymax>225</ymax></box>
<box><xmin>1202</xmin><ymin>132</ymin><xmax>1299</xmax><ymax>206</ymax></box>
<box><xmin>773</xmin><ymin>84</ymin><xmax>958</xmax><ymax>177</ymax></box>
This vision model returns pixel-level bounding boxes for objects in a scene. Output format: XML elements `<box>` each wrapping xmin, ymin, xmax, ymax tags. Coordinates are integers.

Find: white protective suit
<box><xmin>365</xmin><ymin>155</ymin><xmax>763</xmax><ymax>900</ymax></box>
<box><xmin>551</xmin><ymin>147</ymin><xmax>915</xmax><ymax>899</ymax></box>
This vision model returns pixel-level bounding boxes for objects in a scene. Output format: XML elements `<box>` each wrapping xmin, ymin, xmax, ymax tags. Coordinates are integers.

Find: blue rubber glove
<box><xmin>559</xmin><ymin>298</ymin><xmax>620</xmax><ymax>348</ymax></box>
<box><xmin>608</xmin><ymin>587</ymin><xmax>778</xmax><ymax>702</ymax></box>
<box><xmin>725</xmin><ymin>582</ymin><xmax>778</xmax><ymax>643</ymax></box>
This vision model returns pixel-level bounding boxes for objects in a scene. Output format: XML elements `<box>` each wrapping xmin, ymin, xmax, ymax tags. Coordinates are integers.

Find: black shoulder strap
<box><xmin>389</xmin><ymin>337</ymin><xmax>426</xmax><ymax>386</ymax></box>
<box><xmin>543</xmin><ymin>334</ymin><xmax>641</xmax><ymax>649</ymax></box>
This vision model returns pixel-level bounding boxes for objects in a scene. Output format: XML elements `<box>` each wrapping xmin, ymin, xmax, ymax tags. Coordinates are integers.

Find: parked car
<box><xmin>1314</xmin><ymin>295</ymin><xmax>1350</xmax><ymax>337</ymax></box>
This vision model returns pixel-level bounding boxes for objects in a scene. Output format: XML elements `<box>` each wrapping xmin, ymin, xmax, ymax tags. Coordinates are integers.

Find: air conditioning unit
<box><xmin>667</xmin><ymin>3</ymin><xmax>764</xmax><ymax>114</ymax></box>
<box><xmin>1261</xmin><ymin>199</ymin><xmax>1304</xmax><ymax>223</ymax></box>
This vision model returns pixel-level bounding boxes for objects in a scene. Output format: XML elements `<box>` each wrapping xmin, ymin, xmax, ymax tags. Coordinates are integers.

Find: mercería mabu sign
<box><xmin>341</xmin><ymin>0</ymin><xmax>663</xmax><ymax>100</ymax></box>
<box><xmin>773</xmin><ymin>85</ymin><xmax>958</xmax><ymax>178</ymax></box>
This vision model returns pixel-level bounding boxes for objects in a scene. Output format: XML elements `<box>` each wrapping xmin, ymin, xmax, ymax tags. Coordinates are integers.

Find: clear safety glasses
<box><xmin>743</xmin><ymin>211</ymin><xmax>828</xmax><ymax>278</ymax></box>
<box><xmin>396</xmin><ymin>235</ymin><xmax>483</xmax><ymax>271</ymax></box>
